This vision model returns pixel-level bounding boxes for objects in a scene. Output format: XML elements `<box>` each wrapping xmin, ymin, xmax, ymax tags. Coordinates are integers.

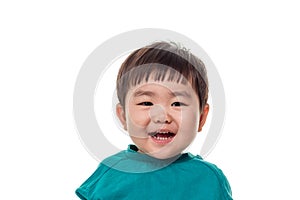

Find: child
<box><xmin>76</xmin><ymin>41</ymin><xmax>233</xmax><ymax>199</ymax></box>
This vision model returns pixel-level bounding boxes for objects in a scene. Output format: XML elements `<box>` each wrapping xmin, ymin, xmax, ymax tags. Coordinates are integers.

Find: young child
<box><xmin>76</xmin><ymin>41</ymin><xmax>233</xmax><ymax>199</ymax></box>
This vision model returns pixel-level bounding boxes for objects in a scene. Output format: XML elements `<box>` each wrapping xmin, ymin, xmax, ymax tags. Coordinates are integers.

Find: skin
<box><xmin>116</xmin><ymin>79</ymin><xmax>209</xmax><ymax>159</ymax></box>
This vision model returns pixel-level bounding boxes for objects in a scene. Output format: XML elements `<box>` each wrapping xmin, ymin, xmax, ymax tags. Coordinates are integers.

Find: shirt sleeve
<box><xmin>218</xmin><ymin>168</ymin><xmax>233</xmax><ymax>200</ymax></box>
<box><xmin>75</xmin><ymin>164</ymin><xmax>110</xmax><ymax>200</ymax></box>
<box><xmin>199</xmin><ymin>158</ymin><xmax>233</xmax><ymax>200</ymax></box>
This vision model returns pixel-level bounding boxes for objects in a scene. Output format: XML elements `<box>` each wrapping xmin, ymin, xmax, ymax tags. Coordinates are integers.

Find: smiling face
<box><xmin>116</xmin><ymin>78</ymin><xmax>209</xmax><ymax>159</ymax></box>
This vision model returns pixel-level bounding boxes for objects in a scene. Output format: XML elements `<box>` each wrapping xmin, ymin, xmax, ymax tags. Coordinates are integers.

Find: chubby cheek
<box><xmin>127</xmin><ymin>107</ymin><xmax>150</xmax><ymax>127</ymax></box>
<box><xmin>125</xmin><ymin>105</ymin><xmax>150</xmax><ymax>138</ymax></box>
<box><xmin>178</xmin><ymin>109</ymin><xmax>200</xmax><ymax>134</ymax></box>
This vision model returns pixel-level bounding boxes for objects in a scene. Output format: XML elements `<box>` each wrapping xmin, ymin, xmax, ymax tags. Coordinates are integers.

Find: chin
<box><xmin>148</xmin><ymin>148</ymin><xmax>181</xmax><ymax>160</ymax></box>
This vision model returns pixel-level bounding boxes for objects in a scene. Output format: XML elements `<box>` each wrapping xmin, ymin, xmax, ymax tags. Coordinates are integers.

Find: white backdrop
<box><xmin>1</xmin><ymin>1</ymin><xmax>300</xmax><ymax>199</ymax></box>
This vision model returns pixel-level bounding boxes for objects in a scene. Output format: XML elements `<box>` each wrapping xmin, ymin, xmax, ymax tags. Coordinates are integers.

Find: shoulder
<box><xmin>178</xmin><ymin>153</ymin><xmax>233</xmax><ymax>199</ymax></box>
<box><xmin>189</xmin><ymin>154</ymin><xmax>227</xmax><ymax>177</ymax></box>
<box><xmin>75</xmin><ymin>151</ymin><xmax>127</xmax><ymax>199</ymax></box>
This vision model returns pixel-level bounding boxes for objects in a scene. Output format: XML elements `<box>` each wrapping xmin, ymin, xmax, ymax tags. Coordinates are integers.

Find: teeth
<box><xmin>149</xmin><ymin>131</ymin><xmax>171</xmax><ymax>136</ymax></box>
<box><xmin>151</xmin><ymin>135</ymin><xmax>173</xmax><ymax>140</ymax></box>
<box><xmin>157</xmin><ymin>132</ymin><xmax>171</xmax><ymax>134</ymax></box>
<box><xmin>148</xmin><ymin>131</ymin><xmax>175</xmax><ymax>140</ymax></box>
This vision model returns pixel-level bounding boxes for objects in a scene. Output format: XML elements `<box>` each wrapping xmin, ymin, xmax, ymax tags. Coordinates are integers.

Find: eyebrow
<box><xmin>170</xmin><ymin>91</ymin><xmax>192</xmax><ymax>98</ymax></box>
<box><xmin>133</xmin><ymin>90</ymin><xmax>192</xmax><ymax>99</ymax></box>
<box><xmin>133</xmin><ymin>90</ymin><xmax>156</xmax><ymax>97</ymax></box>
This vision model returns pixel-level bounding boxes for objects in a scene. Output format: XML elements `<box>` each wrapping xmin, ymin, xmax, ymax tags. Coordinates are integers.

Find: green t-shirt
<box><xmin>76</xmin><ymin>145</ymin><xmax>233</xmax><ymax>200</ymax></box>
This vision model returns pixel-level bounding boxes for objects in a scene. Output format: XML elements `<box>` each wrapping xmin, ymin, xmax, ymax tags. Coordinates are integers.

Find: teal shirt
<box><xmin>76</xmin><ymin>145</ymin><xmax>233</xmax><ymax>200</ymax></box>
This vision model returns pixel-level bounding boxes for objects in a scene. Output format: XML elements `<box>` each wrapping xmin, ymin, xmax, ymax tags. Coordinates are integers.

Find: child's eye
<box><xmin>137</xmin><ymin>102</ymin><xmax>153</xmax><ymax>106</ymax></box>
<box><xmin>171</xmin><ymin>102</ymin><xmax>187</xmax><ymax>107</ymax></box>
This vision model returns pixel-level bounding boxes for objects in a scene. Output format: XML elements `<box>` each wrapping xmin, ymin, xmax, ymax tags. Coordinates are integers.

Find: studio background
<box><xmin>1</xmin><ymin>1</ymin><xmax>299</xmax><ymax>199</ymax></box>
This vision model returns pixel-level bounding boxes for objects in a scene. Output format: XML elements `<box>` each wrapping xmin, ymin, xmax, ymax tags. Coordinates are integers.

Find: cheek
<box><xmin>126</xmin><ymin>108</ymin><xmax>150</xmax><ymax>139</ymax></box>
<box><xmin>127</xmin><ymin>107</ymin><xmax>150</xmax><ymax>127</ymax></box>
<box><xmin>179</xmin><ymin>110</ymin><xmax>200</xmax><ymax>132</ymax></box>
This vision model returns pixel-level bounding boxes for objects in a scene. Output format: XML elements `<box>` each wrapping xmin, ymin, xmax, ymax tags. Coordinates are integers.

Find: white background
<box><xmin>1</xmin><ymin>1</ymin><xmax>300</xmax><ymax>199</ymax></box>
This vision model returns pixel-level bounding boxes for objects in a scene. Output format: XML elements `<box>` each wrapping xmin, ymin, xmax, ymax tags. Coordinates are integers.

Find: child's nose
<box><xmin>149</xmin><ymin>104</ymin><xmax>172</xmax><ymax>124</ymax></box>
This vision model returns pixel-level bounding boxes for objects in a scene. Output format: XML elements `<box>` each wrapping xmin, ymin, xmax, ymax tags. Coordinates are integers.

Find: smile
<box><xmin>148</xmin><ymin>131</ymin><xmax>176</xmax><ymax>144</ymax></box>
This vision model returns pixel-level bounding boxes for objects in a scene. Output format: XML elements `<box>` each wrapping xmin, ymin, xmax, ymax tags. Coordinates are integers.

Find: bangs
<box><xmin>127</xmin><ymin>64</ymin><xmax>188</xmax><ymax>87</ymax></box>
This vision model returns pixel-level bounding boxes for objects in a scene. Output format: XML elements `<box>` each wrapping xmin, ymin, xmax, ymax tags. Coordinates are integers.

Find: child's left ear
<box><xmin>198</xmin><ymin>104</ymin><xmax>209</xmax><ymax>132</ymax></box>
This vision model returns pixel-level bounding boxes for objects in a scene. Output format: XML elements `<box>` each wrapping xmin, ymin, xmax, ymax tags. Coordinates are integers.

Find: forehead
<box><xmin>123</xmin><ymin>64</ymin><xmax>189</xmax><ymax>87</ymax></box>
<box><xmin>128</xmin><ymin>80</ymin><xmax>197</xmax><ymax>99</ymax></box>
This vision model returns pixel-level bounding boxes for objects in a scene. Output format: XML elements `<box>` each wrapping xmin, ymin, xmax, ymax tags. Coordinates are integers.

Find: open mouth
<box><xmin>148</xmin><ymin>131</ymin><xmax>176</xmax><ymax>143</ymax></box>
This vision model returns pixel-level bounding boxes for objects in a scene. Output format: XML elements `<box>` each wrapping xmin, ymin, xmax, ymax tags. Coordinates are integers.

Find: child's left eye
<box><xmin>171</xmin><ymin>102</ymin><xmax>186</xmax><ymax>107</ymax></box>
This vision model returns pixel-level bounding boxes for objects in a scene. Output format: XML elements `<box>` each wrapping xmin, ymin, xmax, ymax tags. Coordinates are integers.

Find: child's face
<box><xmin>116</xmin><ymin>78</ymin><xmax>209</xmax><ymax>159</ymax></box>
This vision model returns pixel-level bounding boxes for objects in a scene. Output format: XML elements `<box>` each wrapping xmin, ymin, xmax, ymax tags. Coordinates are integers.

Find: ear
<box><xmin>116</xmin><ymin>103</ymin><xmax>127</xmax><ymax>130</ymax></box>
<box><xmin>198</xmin><ymin>104</ymin><xmax>209</xmax><ymax>132</ymax></box>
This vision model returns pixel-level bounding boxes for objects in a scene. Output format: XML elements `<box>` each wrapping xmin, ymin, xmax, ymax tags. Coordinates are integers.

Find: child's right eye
<box><xmin>137</xmin><ymin>102</ymin><xmax>153</xmax><ymax>106</ymax></box>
